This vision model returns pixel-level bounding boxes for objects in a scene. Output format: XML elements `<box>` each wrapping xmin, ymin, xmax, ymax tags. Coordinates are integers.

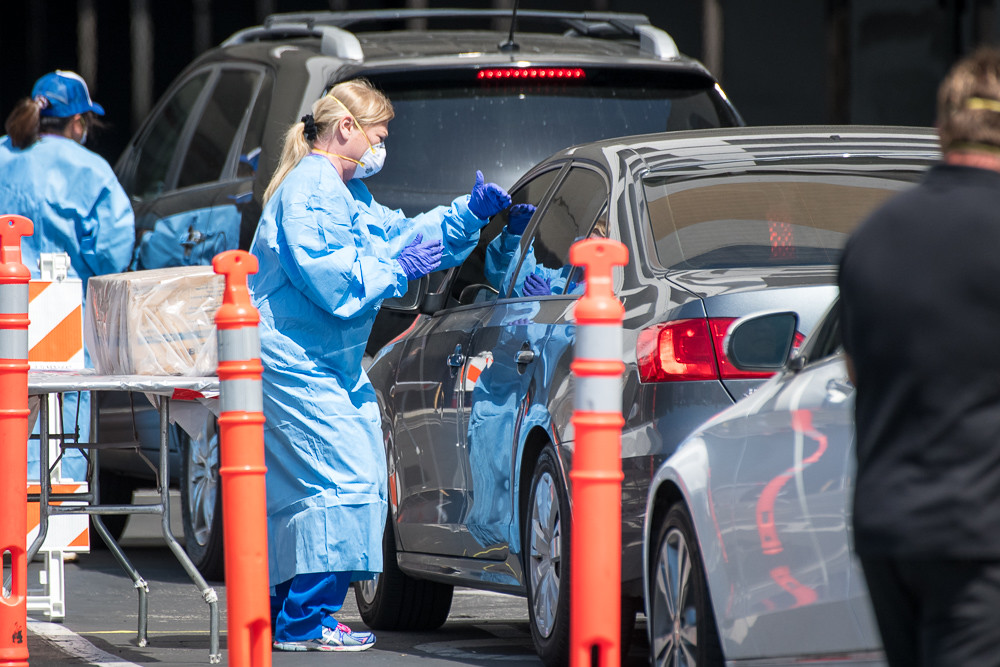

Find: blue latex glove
<box><xmin>507</xmin><ymin>203</ymin><xmax>536</xmax><ymax>236</ymax></box>
<box><xmin>397</xmin><ymin>234</ymin><xmax>443</xmax><ymax>280</ymax></box>
<box><xmin>469</xmin><ymin>170</ymin><xmax>512</xmax><ymax>219</ymax></box>
<box><xmin>523</xmin><ymin>273</ymin><xmax>552</xmax><ymax>297</ymax></box>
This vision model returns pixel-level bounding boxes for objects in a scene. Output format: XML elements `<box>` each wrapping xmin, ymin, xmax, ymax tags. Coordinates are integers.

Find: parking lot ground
<box><xmin>23</xmin><ymin>489</ymin><xmax>648</xmax><ymax>666</ymax></box>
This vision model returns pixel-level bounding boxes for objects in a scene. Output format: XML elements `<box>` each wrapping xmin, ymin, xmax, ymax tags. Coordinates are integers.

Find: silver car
<box><xmin>644</xmin><ymin>298</ymin><xmax>886</xmax><ymax>666</ymax></box>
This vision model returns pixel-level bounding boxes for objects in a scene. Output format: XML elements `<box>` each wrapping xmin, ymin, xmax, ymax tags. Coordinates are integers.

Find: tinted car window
<box><xmin>644</xmin><ymin>172</ymin><xmax>920</xmax><ymax>269</ymax></box>
<box><xmin>130</xmin><ymin>72</ymin><xmax>209</xmax><ymax>199</ymax></box>
<box><xmin>177</xmin><ymin>69</ymin><xmax>261</xmax><ymax>190</ymax></box>
<box><xmin>509</xmin><ymin>167</ymin><xmax>609</xmax><ymax>297</ymax></box>
<box><xmin>449</xmin><ymin>167</ymin><xmax>562</xmax><ymax>306</ymax></box>
<box><xmin>237</xmin><ymin>73</ymin><xmax>271</xmax><ymax>180</ymax></box>
<box><xmin>365</xmin><ymin>70</ymin><xmax>735</xmax><ymax>215</ymax></box>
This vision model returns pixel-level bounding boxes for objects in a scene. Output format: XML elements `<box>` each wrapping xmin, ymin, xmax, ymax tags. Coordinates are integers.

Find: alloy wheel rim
<box><xmin>187</xmin><ymin>433</ymin><xmax>219</xmax><ymax>546</ymax></box>
<box><xmin>528</xmin><ymin>470</ymin><xmax>561</xmax><ymax>638</ymax></box>
<box><xmin>652</xmin><ymin>526</ymin><xmax>698</xmax><ymax>666</ymax></box>
<box><xmin>357</xmin><ymin>575</ymin><xmax>379</xmax><ymax>604</ymax></box>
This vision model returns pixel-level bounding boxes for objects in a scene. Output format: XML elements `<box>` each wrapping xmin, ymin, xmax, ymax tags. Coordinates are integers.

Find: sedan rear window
<box><xmin>644</xmin><ymin>172</ymin><xmax>921</xmax><ymax>270</ymax></box>
<box><xmin>363</xmin><ymin>69</ymin><xmax>738</xmax><ymax>215</ymax></box>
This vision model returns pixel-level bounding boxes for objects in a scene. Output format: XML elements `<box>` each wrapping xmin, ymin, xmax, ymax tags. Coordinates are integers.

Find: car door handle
<box><xmin>515</xmin><ymin>349</ymin><xmax>535</xmax><ymax>365</ymax></box>
<box><xmin>447</xmin><ymin>344</ymin><xmax>466</xmax><ymax>368</ymax></box>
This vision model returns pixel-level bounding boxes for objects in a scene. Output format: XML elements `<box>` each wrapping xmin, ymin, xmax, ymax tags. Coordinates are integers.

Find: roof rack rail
<box><xmin>259</xmin><ymin>9</ymin><xmax>680</xmax><ymax>61</ymax></box>
<box><xmin>222</xmin><ymin>23</ymin><xmax>364</xmax><ymax>62</ymax></box>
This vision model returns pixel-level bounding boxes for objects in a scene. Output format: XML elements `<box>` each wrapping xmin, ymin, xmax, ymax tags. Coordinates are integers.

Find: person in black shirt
<box><xmin>839</xmin><ymin>47</ymin><xmax>1000</xmax><ymax>666</ymax></box>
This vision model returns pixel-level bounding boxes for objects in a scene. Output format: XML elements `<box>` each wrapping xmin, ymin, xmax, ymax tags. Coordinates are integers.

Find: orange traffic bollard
<box><xmin>0</xmin><ymin>215</ymin><xmax>33</xmax><ymax>667</ymax></box>
<box><xmin>568</xmin><ymin>238</ymin><xmax>629</xmax><ymax>667</ymax></box>
<box><xmin>213</xmin><ymin>250</ymin><xmax>271</xmax><ymax>667</ymax></box>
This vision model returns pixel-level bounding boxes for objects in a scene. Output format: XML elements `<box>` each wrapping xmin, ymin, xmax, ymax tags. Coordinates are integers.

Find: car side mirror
<box><xmin>382</xmin><ymin>275</ymin><xmax>428</xmax><ymax>312</ymax></box>
<box><xmin>724</xmin><ymin>311</ymin><xmax>799</xmax><ymax>372</ymax></box>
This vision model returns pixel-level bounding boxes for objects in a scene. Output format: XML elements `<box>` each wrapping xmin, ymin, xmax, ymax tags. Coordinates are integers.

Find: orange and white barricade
<box><xmin>26</xmin><ymin>253</ymin><xmax>88</xmax><ymax>620</ymax></box>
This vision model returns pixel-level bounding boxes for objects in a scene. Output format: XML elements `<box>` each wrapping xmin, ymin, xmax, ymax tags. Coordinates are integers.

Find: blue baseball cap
<box><xmin>31</xmin><ymin>70</ymin><xmax>105</xmax><ymax>118</ymax></box>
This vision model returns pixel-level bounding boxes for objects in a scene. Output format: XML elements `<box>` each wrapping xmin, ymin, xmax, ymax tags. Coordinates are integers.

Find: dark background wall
<box><xmin>2</xmin><ymin>0</ymin><xmax>997</xmax><ymax>165</ymax></box>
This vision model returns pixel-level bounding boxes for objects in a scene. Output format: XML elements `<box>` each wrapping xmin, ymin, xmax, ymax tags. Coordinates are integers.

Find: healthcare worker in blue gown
<box><xmin>249</xmin><ymin>79</ymin><xmax>511</xmax><ymax>652</ymax></box>
<box><xmin>0</xmin><ymin>70</ymin><xmax>135</xmax><ymax>482</ymax></box>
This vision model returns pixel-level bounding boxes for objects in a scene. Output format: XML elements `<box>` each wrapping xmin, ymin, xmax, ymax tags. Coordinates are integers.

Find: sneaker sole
<box><xmin>272</xmin><ymin>641</ymin><xmax>375</xmax><ymax>652</ymax></box>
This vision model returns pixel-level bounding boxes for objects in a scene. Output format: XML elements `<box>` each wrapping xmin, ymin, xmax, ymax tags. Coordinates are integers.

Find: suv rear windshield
<box><xmin>644</xmin><ymin>171</ymin><xmax>923</xmax><ymax>270</ymax></box>
<box><xmin>363</xmin><ymin>69</ymin><xmax>739</xmax><ymax>215</ymax></box>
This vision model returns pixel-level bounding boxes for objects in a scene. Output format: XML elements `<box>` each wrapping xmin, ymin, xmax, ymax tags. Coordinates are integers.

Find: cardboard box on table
<box><xmin>85</xmin><ymin>266</ymin><xmax>224</xmax><ymax>377</ymax></box>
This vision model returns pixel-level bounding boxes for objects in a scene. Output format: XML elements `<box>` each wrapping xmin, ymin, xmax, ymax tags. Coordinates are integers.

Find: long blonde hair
<box><xmin>263</xmin><ymin>79</ymin><xmax>394</xmax><ymax>204</ymax></box>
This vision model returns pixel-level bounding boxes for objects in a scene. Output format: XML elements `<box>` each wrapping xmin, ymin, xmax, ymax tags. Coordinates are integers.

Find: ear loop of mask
<box><xmin>327</xmin><ymin>94</ymin><xmax>377</xmax><ymax>156</ymax></box>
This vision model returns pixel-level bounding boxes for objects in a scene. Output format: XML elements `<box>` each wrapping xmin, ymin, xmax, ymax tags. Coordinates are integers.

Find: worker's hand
<box><xmin>507</xmin><ymin>203</ymin><xmax>536</xmax><ymax>236</ymax></box>
<box><xmin>523</xmin><ymin>273</ymin><xmax>552</xmax><ymax>297</ymax></box>
<box><xmin>468</xmin><ymin>170</ymin><xmax>511</xmax><ymax>220</ymax></box>
<box><xmin>397</xmin><ymin>234</ymin><xmax>443</xmax><ymax>280</ymax></box>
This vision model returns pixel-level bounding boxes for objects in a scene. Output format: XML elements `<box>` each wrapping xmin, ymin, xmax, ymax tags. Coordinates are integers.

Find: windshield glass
<box><xmin>644</xmin><ymin>171</ymin><xmax>924</xmax><ymax>270</ymax></box>
<box><xmin>362</xmin><ymin>70</ymin><xmax>738</xmax><ymax>215</ymax></box>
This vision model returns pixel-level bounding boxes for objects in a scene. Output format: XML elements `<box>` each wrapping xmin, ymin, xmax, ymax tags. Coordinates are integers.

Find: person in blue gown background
<box><xmin>0</xmin><ymin>70</ymin><xmax>135</xmax><ymax>482</ymax></box>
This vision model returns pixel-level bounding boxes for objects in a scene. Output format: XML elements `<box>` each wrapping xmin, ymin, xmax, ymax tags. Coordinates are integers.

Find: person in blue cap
<box><xmin>0</xmin><ymin>71</ymin><xmax>135</xmax><ymax>482</ymax></box>
<box><xmin>249</xmin><ymin>78</ymin><xmax>511</xmax><ymax>652</ymax></box>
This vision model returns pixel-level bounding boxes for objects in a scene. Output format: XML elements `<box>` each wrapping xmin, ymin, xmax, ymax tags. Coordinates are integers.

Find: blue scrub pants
<box><xmin>271</xmin><ymin>572</ymin><xmax>352</xmax><ymax>642</ymax></box>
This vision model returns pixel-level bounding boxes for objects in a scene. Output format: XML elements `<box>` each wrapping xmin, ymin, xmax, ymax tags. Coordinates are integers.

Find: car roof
<box><xmin>542</xmin><ymin>125</ymin><xmax>941</xmax><ymax>172</ymax></box>
<box><xmin>217</xmin><ymin>8</ymin><xmax>709</xmax><ymax>74</ymax></box>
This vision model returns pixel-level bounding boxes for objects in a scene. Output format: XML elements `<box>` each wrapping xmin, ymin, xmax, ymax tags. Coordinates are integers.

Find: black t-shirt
<box><xmin>839</xmin><ymin>163</ymin><xmax>1000</xmax><ymax>558</ymax></box>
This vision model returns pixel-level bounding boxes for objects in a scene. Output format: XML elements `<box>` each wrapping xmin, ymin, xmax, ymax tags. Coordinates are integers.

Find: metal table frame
<box><xmin>27</xmin><ymin>370</ymin><xmax>222</xmax><ymax>664</ymax></box>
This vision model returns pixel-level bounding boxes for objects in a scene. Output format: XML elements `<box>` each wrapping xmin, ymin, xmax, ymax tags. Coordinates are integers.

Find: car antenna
<box><xmin>498</xmin><ymin>0</ymin><xmax>521</xmax><ymax>53</ymax></box>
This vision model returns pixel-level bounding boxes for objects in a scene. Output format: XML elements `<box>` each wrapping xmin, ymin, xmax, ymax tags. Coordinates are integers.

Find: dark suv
<box><xmin>98</xmin><ymin>8</ymin><xmax>742</xmax><ymax>585</ymax></box>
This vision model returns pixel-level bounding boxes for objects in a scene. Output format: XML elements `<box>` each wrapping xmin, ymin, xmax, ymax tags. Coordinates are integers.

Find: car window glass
<box><xmin>130</xmin><ymin>71</ymin><xmax>209</xmax><ymax>199</ymax></box>
<box><xmin>177</xmin><ymin>69</ymin><xmax>261</xmax><ymax>190</ymax></box>
<box><xmin>237</xmin><ymin>73</ymin><xmax>272</xmax><ymax>179</ymax></box>
<box><xmin>449</xmin><ymin>168</ymin><xmax>561</xmax><ymax>307</ymax></box>
<box><xmin>805</xmin><ymin>299</ymin><xmax>843</xmax><ymax>362</ymax></box>
<box><xmin>507</xmin><ymin>167</ymin><xmax>609</xmax><ymax>298</ymax></box>
<box><xmin>363</xmin><ymin>70</ymin><xmax>737</xmax><ymax>216</ymax></box>
<box><xmin>562</xmin><ymin>205</ymin><xmax>609</xmax><ymax>292</ymax></box>
<box><xmin>644</xmin><ymin>172</ymin><xmax>920</xmax><ymax>269</ymax></box>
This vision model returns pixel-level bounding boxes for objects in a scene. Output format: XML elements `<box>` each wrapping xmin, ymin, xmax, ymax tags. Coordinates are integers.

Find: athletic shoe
<box><xmin>273</xmin><ymin>622</ymin><xmax>376</xmax><ymax>652</ymax></box>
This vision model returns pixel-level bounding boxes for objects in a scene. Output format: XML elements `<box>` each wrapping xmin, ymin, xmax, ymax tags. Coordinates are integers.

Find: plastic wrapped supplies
<box><xmin>85</xmin><ymin>266</ymin><xmax>223</xmax><ymax>376</ymax></box>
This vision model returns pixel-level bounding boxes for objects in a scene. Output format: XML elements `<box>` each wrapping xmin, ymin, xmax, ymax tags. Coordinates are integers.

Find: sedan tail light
<box><xmin>637</xmin><ymin>317</ymin><xmax>801</xmax><ymax>383</ymax></box>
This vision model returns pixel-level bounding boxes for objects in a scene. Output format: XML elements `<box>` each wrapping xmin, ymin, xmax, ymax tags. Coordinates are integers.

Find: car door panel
<box><xmin>392</xmin><ymin>306</ymin><xmax>488</xmax><ymax>555</ymax></box>
<box><xmin>730</xmin><ymin>356</ymin><xmax>864</xmax><ymax>656</ymax></box>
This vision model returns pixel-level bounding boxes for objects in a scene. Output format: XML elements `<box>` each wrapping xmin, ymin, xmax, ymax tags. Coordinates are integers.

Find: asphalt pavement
<box><xmin>24</xmin><ymin>489</ymin><xmax>648</xmax><ymax>666</ymax></box>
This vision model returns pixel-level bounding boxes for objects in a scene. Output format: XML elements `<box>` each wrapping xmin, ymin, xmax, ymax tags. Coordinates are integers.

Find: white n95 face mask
<box><xmin>354</xmin><ymin>142</ymin><xmax>386</xmax><ymax>179</ymax></box>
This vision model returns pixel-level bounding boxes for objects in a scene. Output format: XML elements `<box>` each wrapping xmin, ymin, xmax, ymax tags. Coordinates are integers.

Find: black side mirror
<box><xmin>724</xmin><ymin>311</ymin><xmax>799</xmax><ymax>372</ymax></box>
<box><xmin>382</xmin><ymin>275</ymin><xmax>428</xmax><ymax>312</ymax></box>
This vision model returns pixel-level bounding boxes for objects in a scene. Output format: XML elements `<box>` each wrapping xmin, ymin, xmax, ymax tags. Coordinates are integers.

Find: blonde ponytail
<box><xmin>263</xmin><ymin>121</ymin><xmax>311</xmax><ymax>204</ymax></box>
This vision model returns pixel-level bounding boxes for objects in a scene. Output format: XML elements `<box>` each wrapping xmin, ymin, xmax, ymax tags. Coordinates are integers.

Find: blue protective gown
<box><xmin>485</xmin><ymin>229</ymin><xmax>570</xmax><ymax>296</ymax></box>
<box><xmin>249</xmin><ymin>154</ymin><xmax>484</xmax><ymax>586</ymax></box>
<box><xmin>0</xmin><ymin>134</ymin><xmax>135</xmax><ymax>480</ymax></box>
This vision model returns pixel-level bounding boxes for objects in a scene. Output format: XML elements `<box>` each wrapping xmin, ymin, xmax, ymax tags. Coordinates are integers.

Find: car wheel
<box><xmin>354</xmin><ymin>512</ymin><xmax>453</xmax><ymax>630</ymax></box>
<box><xmin>180</xmin><ymin>424</ymin><xmax>225</xmax><ymax>580</ymax></box>
<box><xmin>524</xmin><ymin>446</ymin><xmax>571</xmax><ymax>667</ymax></box>
<box><xmin>649</xmin><ymin>505</ymin><xmax>723</xmax><ymax>667</ymax></box>
<box><xmin>92</xmin><ymin>472</ymin><xmax>139</xmax><ymax>546</ymax></box>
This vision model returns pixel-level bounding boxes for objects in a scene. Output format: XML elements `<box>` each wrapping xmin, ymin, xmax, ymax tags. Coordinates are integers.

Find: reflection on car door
<box><xmin>463</xmin><ymin>166</ymin><xmax>611</xmax><ymax>558</ymax></box>
<box><xmin>392</xmin><ymin>304</ymin><xmax>488</xmax><ymax>556</ymax></box>
<box><xmin>119</xmin><ymin>65</ymin><xmax>269</xmax><ymax>269</ymax></box>
<box><xmin>730</xmin><ymin>307</ymin><xmax>870</xmax><ymax>655</ymax></box>
<box><xmin>392</xmin><ymin>168</ymin><xmax>563</xmax><ymax>559</ymax></box>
